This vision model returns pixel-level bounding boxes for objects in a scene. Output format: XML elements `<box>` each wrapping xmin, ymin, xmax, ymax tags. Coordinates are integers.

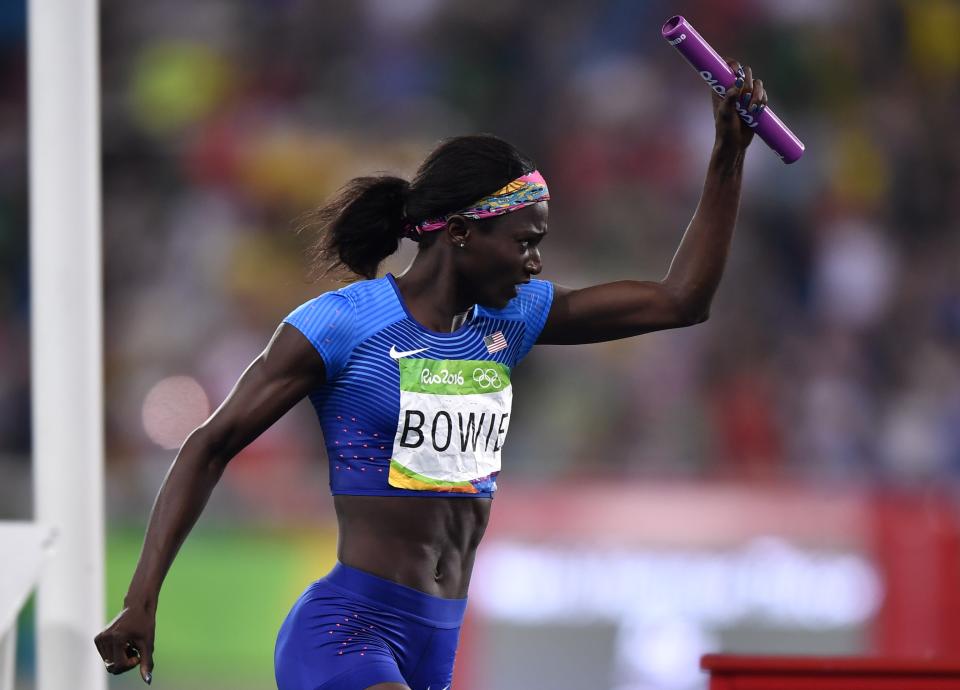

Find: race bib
<box><xmin>389</xmin><ymin>358</ymin><xmax>512</xmax><ymax>493</ymax></box>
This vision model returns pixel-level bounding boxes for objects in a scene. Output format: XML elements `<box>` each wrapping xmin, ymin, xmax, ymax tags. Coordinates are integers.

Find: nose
<box><xmin>525</xmin><ymin>248</ymin><xmax>542</xmax><ymax>276</ymax></box>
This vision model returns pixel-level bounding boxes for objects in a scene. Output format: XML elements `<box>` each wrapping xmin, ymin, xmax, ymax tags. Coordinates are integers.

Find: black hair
<box><xmin>299</xmin><ymin>134</ymin><xmax>535</xmax><ymax>280</ymax></box>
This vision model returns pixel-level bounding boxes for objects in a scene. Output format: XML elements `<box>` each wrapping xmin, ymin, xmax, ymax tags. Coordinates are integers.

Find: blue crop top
<box><xmin>283</xmin><ymin>273</ymin><xmax>554</xmax><ymax>498</ymax></box>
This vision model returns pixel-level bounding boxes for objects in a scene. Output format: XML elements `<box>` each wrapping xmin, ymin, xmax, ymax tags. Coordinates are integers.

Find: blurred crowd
<box><xmin>2</xmin><ymin>0</ymin><xmax>959</xmax><ymax>522</ymax></box>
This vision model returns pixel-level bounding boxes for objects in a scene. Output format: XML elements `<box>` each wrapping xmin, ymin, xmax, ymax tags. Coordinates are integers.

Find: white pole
<box><xmin>28</xmin><ymin>0</ymin><xmax>106</xmax><ymax>689</ymax></box>
<box><xmin>0</xmin><ymin>628</ymin><xmax>14</xmax><ymax>690</ymax></box>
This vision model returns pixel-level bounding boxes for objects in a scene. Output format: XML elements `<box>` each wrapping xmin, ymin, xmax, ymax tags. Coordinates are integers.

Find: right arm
<box><xmin>94</xmin><ymin>323</ymin><xmax>325</xmax><ymax>683</ymax></box>
<box><xmin>537</xmin><ymin>60</ymin><xmax>765</xmax><ymax>345</ymax></box>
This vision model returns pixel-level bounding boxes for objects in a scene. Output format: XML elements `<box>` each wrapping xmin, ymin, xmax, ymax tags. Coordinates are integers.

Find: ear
<box><xmin>445</xmin><ymin>215</ymin><xmax>471</xmax><ymax>248</ymax></box>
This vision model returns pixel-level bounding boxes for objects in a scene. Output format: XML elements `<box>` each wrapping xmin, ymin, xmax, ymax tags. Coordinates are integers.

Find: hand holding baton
<box><xmin>661</xmin><ymin>15</ymin><xmax>804</xmax><ymax>164</ymax></box>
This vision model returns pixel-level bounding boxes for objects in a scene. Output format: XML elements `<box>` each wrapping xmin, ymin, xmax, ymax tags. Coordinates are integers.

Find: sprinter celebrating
<box><xmin>97</xmin><ymin>61</ymin><xmax>765</xmax><ymax>690</ymax></box>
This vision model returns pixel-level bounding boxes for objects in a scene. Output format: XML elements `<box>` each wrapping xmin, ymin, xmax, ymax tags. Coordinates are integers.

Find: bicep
<box><xmin>200</xmin><ymin>324</ymin><xmax>327</xmax><ymax>459</ymax></box>
<box><xmin>537</xmin><ymin>281</ymin><xmax>701</xmax><ymax>345</ymax></box>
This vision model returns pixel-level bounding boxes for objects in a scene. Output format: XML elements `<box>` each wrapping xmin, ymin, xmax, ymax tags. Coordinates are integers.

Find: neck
<box><xmin>394</xmin><ymin>250</ymin><xmax>473</xmax><ymax>333</ymax></box>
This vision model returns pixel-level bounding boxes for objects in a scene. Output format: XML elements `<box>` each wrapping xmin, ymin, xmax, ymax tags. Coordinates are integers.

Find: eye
<box><xmin>518</xmin><ymin>240</ymin><xmax>530</xmax><ymax>250</ymax></box>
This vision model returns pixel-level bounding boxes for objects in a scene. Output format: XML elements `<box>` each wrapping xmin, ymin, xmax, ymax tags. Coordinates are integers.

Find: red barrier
<box><xmin>702</xmin><ymin>655</ymin><xmax>960</xmax><ymax>690</ymax></box>
<box><xmin>872</xmin><ymin>493</ymin><xmax>960</xmax><ymax>655</ymax></box>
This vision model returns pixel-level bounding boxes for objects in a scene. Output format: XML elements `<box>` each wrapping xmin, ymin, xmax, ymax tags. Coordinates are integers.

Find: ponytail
<box><xmin>299</xmin><ymin>175</ymin><xmax>409</xmax><ymax>280</ymax></box>
<box><xmin>300</xmin><ymin>134</ymin><xmax>536</xmax><ymax>281</ymax></box>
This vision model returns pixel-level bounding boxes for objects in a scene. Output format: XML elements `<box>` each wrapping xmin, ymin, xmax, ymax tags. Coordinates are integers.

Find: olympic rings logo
<box><xmin>473</xmin><ymin>367</ymin><xmax>503</xmax><ymax>390</ymax></box>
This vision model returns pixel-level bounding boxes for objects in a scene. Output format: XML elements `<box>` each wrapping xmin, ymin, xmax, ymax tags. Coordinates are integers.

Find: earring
<box><xmin>458</xmin><ymin>243</ymin><xmax>466</xmax><ymax>248</ymax></box>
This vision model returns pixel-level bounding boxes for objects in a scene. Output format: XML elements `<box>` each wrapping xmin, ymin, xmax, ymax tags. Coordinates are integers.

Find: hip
<box><xmin>275</xmin><ymin>562</ymin><xmax>467</xmax><ymax>690</ymax></box>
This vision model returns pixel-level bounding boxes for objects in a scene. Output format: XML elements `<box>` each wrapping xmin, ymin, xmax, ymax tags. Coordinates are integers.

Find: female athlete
<box><xmin>96</xmin><ymin>60</ymin><xmax>766</xmax><ymax>690</ymax></box>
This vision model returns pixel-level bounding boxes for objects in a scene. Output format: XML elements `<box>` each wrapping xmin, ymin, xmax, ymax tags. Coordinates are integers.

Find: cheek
<box><xmin>470</xmin><ymin>244</ymin><xmax>509</xmax><ymax>271</ymax></box>
<box><xmin>482</xmin><ymin>248</ymin><xmax>521</xmax><ymax>278</ymax></box>
<box><xmin>464</xmin><ymin>235</ymin><xmax>522</xmax><ymax>285</ymax></box>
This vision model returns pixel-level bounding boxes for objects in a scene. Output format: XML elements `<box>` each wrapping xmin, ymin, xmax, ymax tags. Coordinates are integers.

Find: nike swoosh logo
<box><xmin>389</xmin><ymin>345</ymin><xmax>429</xmax><ymax>359</ymax></box>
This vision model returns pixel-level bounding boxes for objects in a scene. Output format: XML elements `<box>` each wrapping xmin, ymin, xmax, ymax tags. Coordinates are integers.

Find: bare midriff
<box><xmin>334</xmin><ymin>494</ymin><xmax>492</xmax><ymax>599</ymax></box>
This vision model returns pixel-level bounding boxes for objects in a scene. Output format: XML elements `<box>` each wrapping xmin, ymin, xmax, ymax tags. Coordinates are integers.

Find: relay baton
<box><xmin>661</xmin><ymin>15</ymin><xmax>804</xmax><ymax>164</ymax></box>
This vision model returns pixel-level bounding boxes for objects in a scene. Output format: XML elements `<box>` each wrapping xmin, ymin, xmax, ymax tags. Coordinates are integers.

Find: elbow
<box><xmin>670</xmin><ymin>296</ymin><xmax>710</xmax><ymax>328</ymax></box>
<box><xmin>659</xmin><ymin>280</ymin><xmax>711</xmax><ymax>328</ymax></box>
<box><xmin>183</xmin><ymin>423</ymin><xmax>234</xmax><ymax>471</ymax></box>
<box><xmin>675</xmin><ymin>308</ymin><xmax>709</xmax><ymax>328</ymax></box>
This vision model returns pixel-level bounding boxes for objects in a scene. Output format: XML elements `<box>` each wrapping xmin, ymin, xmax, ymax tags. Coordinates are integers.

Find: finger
<box><xmin>103</xmin><ymin>659</ymin><xmax>133</xmax><ymax>674</ymax></box>
<box><xmin>105</xmin><ymin>654</ymin><xmax>139</xmax><ymax>674</ymax></box>
<box><xmin>722</xmin><ymin>59</ymin><xmax>745</xmax><ymax>99</ymax></box>
<box><xmin>97</xmin><ymin>631</ymin><xmax>121</xmax><ymax>668</ymax></box>
<box><xmin>135</xmin><ymin>640</ymin><xmax>154</xmax><ymax>685</ymax></box>
<box><xmin>748</xmin><ymin>78</ymin><xmax>764</xmax><ymax>113</ymax></box>
<box><xmin>94</xmin><ymin>633</ymin><xmax>107</xmax><ymax>660</ymax></box>
<box><xmin>94</xmin><ymin>632</ymin><xmax>118</xmax><ymax>671</ymax></box>
<box><xmin>108</xmin><ymin>637</ymin><xmax>139</xmax><ymax>675</ymax></box>
<box><xmin>724</xmin><ymin>57</ymin><xmax>743</xmax><ymax>78</ymax></box>
<box><xmin>739</xmin><ymin>65</ymin><xmax>754</xmax><ymax>111</ymax></box>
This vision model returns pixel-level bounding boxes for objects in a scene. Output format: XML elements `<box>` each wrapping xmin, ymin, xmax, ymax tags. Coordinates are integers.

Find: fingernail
<box><xmin>741</xmin><ymin>91</ymin><xmax>751</xmax><ymax>105</ymax></box>
<box><xmin>758</xmin><ymin>104</ymin><xmax>766</xmax><ymax>115</ymax></box>
<box><xmin>749</xmin><ymin>103</ymin><xmax>758</xmax><ymax>112</ymax></box>
<box><xmin>145</xmin><ymin>672</ymin><xmax>152</xmax><ymax>685</ymax></box>
<box><xmin>734</xmin><ymin>77</ymin><xmax>744</xmax><ymax>89</ymax></box>
<box><xmin>736</xmin><ymin>67</ymin><xmax>745</xmax><ymax>78</ymax></box>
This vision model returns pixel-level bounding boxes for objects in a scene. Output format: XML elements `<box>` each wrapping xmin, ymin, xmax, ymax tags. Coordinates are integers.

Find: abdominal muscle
<box><xmin>333</xmin><ymin>494</ymin><xmax>492</xmax><ymax>599</ymax></box>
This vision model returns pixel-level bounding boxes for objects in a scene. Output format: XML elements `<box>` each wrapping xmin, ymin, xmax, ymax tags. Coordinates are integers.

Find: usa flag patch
<box><xmin>483</xmin><ymin>331</ymin><xmax>508</xmax><ymax>354</ymax></box>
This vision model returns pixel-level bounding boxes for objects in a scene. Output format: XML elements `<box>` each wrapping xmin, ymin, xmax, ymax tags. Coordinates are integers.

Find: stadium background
<box><xmin>2</xmin><ymin>0</ymin><xmax>960</xmax><ymax>688</ymax></box>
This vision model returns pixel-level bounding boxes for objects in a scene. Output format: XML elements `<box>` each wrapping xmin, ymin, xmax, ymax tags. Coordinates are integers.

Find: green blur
<box><xmin>106</xmin><ymin>526</ymin><xmax>335</xmax><ymax>688</ymax></box>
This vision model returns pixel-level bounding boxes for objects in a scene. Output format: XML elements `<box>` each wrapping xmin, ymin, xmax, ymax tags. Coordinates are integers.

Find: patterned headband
<box><xmin>406</xmin><ymin>170</ymin><xmax>550</xmax><ymax>237</ymax></box>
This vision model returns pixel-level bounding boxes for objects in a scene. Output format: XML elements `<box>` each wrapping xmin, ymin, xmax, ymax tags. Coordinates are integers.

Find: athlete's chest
<box><xmin>349</xmin><ymin>317</ymin><xmax>519</xmax><ymax>372</ymax></box>
<box><xmin>334</xmin><ymin>317</ymin><xmax>522</xmax><ymax>493</ymax></box>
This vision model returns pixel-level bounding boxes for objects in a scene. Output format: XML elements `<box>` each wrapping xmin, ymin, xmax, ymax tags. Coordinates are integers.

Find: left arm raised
<box><xmin>538</xmin><ymin>59</ymin><xmax>765</xmax><ymax>346</ymax></box>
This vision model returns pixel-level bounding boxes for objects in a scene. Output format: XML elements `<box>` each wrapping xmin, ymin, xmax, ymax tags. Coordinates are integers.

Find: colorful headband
<box><xmin>407</xmin><ymin>170</ymin><xmax>550</xmax><ymax>236</ymax></box>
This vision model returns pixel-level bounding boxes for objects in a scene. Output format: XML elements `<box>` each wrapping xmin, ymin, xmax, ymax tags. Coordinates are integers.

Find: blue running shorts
<box><xmin>275</xmin><ymin>562</ymin><xmax>467</xmax><ymax>690</ymax></box>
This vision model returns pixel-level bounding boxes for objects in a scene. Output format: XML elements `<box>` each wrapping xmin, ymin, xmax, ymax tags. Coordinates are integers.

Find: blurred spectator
<box><xmin>2</xmin><ymin>0</ymin><xmax>960</xmax><ymax>522</ymax></box>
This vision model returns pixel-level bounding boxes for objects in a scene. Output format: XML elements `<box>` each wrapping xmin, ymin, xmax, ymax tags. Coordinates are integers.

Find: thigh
<box><xmin>275</xmin><ymin>584</ymin><xmax>407</xmax><ymax>690</ymax></box>
<box><xmin>401</xmin><ymin>626</ymin><xmax>461</xmax><ymax>690</ymax></box>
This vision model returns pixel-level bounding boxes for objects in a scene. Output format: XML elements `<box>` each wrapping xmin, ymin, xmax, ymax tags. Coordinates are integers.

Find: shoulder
<box><xmin>282</xmin><ymin>276</ymin><xmax>404</xmax><ymax>378</ymax></box>
<box><xmin>333</xmin><ymin>275</ymin><xmax>395</xmax><ymax>304</ymax></box>
<box><xmin>288</xmin><ymin>276</ymin><xmax>399</xmax><ymax>326</ymax></box>
<box><xmin>477</xmin><ymin>279</ymin><xmax>554</xmax><ymax>364</ymax></box>
<box><xmin>476</xmin><ymin>279</ymin><xmax>554</xmax><ymax>322</ymax></box>
<box><xmin>332</xmin><ymin>276</ymin><xmax>405</xmax><ymax>337</ymax></box>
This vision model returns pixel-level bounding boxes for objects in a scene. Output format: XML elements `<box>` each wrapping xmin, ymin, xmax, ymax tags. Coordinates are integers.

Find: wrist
<box><xmin>123</xmin><ymin>590</ymin><xmax>158</xmax><ymax>613</ymax></box>
<box><xmin>710</xmin><ymin>142</ymin><xmax>746</xmax><ymax>174</ymax></box>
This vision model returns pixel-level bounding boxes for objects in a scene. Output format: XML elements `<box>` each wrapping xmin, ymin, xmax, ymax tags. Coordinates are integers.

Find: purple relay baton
<box><xmin>661</xmin><ymin>15</ymin><xmax>804</xmax><ymax>164</ymax></box>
